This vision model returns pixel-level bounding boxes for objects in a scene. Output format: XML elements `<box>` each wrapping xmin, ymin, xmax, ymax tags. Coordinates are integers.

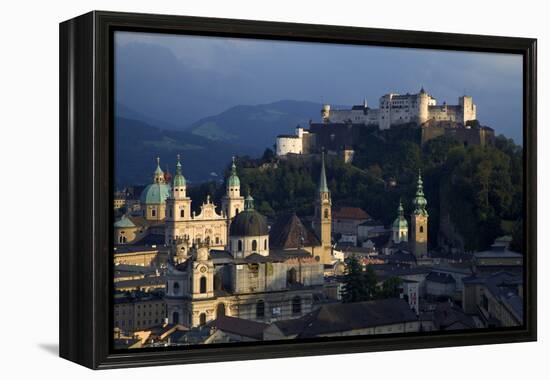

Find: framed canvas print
<box><xmin>59</xmin><ymin>11</ymin><xmax>537</xmax><ymax>369</ymax></box>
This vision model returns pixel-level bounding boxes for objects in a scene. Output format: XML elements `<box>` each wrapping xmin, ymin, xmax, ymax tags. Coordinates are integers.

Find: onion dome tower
<box><xmin>140</xmin><ymin>157</ymin><xmax>171</xmax><ymax>221</ymax></box>
<box><xmin>392</xmin><ymin>199</ymin><xmax>409</xmax><ymax>244</ymax></box>
<box><xmin>411</xmin><ymin>169</ymin><xmax>429</xmax><ymax>257</ymax></box>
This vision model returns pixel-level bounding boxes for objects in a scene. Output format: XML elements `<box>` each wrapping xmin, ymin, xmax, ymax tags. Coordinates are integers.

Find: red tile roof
<box><xmin>333</xmin><ymin>207</ymin><xmax>370</xmax><ymax>220</ymax></box>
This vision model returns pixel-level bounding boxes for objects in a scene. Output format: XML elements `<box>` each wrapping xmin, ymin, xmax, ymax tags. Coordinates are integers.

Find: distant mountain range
<box><xmin>184</xmin><ymin>100</ymin><xmax>336</xmax><ymax>149</ymax></box>
<box><xmin>115</xmin><ymin>117</ymin><xmax>258</xmax><ymax>187</ymax></box>
<box><xmin>115</xmin><ymin>100</ymin><xmax>345</xmax><ymax>187</ymax></box>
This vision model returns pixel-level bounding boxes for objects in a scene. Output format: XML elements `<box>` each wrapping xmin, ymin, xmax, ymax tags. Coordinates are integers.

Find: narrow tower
<box><xmin>392</xmin><ymin>199</ymin><xmax>408</xmax><ymax>244</ymax></box>
<box><xmin>221</xmin><ymin>156</ymin><xmax>245</xmax><ymax>220</ymax></box>
<box><xmin>313</xmin><ymin>151</ymin><xmax>332</xmax><ymax>264</ymax></box>
<box><xmin>411</xmin><ymin>170</ymin><xmax>429</xmax><ymax>257</ymax></box>
<box><xmin>165</xmin><ymin>155</ymin><xmax>192</xmax><ymax>246</ymax></box>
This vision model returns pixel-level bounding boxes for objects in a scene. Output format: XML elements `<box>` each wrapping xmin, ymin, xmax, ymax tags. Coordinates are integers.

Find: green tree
<box><xmin>378</xmin><ymin>277</ymin><xmax>402</xmax><ymax>299</ymax></box>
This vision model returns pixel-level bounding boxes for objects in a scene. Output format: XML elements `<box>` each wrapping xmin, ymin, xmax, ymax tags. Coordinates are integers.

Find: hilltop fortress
<box><xmin>321</xmin><ymin>87</ymin><xmax>476</xmax><ymax>129</ymax></box>
<box><xmin>276</xmin><ymin>88</ymin><xmax>494</xmax><ymax>158</ymax></box>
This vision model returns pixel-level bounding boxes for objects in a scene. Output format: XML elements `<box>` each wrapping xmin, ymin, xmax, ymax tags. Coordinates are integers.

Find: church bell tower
<box><xmin>313</xmin><ymin>151</ymin><xmax>332</xmax><ymax>264</ymax></box>
<box><xmin>411</xmin><ymin>170</ymin><xmax>429</xmax><ymax>258</ymax></box>
<box><xmin>222</xmin><ymin>156</ymin><xmax>245</xmax><ymax>220</ymax></box>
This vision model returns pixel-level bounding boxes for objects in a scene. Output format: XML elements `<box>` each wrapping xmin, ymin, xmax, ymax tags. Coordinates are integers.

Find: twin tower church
<box><xmin>114</xmin><ymin>154</ymin><xmax>429</xmax><ymax>327</ymax></box>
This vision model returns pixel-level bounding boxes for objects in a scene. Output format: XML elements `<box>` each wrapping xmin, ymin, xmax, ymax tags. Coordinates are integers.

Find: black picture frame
<box><xmin>59</xmin><ymin>10</ymin><xmax>537</xmax><ymax>369</ymax></box>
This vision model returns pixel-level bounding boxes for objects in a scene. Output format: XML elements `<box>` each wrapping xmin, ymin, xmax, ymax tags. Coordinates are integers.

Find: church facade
<box><xmin>115</xmin><ymin>154</ymin><xmax>334</xmax><ymax>328</ymax></box>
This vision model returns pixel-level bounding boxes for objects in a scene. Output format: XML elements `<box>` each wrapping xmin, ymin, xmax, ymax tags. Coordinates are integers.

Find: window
<box><xmin>292</xmin><ymin>296</ymin><xmax>302</xmax><ymax>314</ymax></box>
<box><xmin>324</xmin><ymin>209</ymin><xmax>329</xmax><ymax>219</ymax></box>
<box><xmin>235</xmin><ymin>208</ymin><xmax>239</xmax><ymax>215</ymax></box>
<box><xmin>252</xmin><ymin>240</ymin><xmax>257</xmax><ymax>251</ymax></box>
<box><xmin>169</xmin><ymin>209</ymin><xmax>173</xmax><ymax>217</ymax></box>
<box><xmin>256</xmin><ymin>300</ymin><xmax>265</xmax><ymax>318</ymax></box>
<box><xmin>151</xmin><ymin>209</ymin><xmax>156</xmax><ymax>217</ymax></box>
<box><xmin>180</xmin><ymin>209</ymin><xmax>185</xmax><ymax>218</ymax></box>
<box><xmin>173</xmin><ymin>282</ymin><xmax>180</xmax><ymax>294</ymax></box>
<box><xmin>199</xmin><ymin>313</ymin><xmax>207</xmax><ymax>326</ymax></box>
<box><xmin>420</xmin><ymin>226</ymin><xmax>424</xmax><ymax>233</ymax></box>
<box><xmin>216</xmin><ymin>303</ymin><xmax>226</xmax><ymax>319</ymax></box>
<box><xmin>238</xmin><ymin>240</ymin><xmax>243</xmax><ymax>252</ymax></box>
<box><xmin>264</xmin><ymin>239</ymin><xmax>267</xmax><ymax>250</ymax></box>
<box><xmin>200</xmin><ymin>276</ymin><xmax>207</xmax><ymax>293</ymax></box>
<box><xmin>287</xmin><ymin>268</ymin><xmax>297</xmax><ymax>285</ymax></box>
<box><xmin>215</xmin><ymin>236</ymin><xmax>220</xmax><ymax>244</ymax></box>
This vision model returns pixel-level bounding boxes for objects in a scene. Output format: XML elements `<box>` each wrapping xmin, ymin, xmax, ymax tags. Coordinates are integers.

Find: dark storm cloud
<box><xmin>115</xmin><ymin>31</ymin><xmax>523</xmax><ymax>143</ymax></box>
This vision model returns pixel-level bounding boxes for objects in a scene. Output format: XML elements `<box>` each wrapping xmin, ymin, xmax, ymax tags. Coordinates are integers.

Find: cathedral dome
<box><xmin>229</xmin><ymin>195</ymin><xmax>268</xmax><ymax>237</ymax></box>
<box><xmin>140</xmin><ymin>183</ymin><xmax>171</xmax><ymax>205</ymax></box>
<box><xmin>230</xmin><ymin>210</ymin><xmax>269</xmax><ymax>237</ymax></box>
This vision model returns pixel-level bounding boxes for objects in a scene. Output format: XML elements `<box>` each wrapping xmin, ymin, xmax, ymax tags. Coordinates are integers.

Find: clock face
<box><xmin>199</xmin><ymin>266</ymin><xmax>207</xmax><ymax>273</ymax></box>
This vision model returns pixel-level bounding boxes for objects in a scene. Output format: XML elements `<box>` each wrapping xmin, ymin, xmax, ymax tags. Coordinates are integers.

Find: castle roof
<box><xmin>333</xmin><ymin>206</ymin><xmax>370</xmax><ymax>220</ymax></box>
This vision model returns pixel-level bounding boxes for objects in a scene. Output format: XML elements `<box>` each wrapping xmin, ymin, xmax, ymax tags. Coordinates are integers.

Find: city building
<box><xmin>114</xmin><ymin>290</ymin><xmax>166</xmax><ymax>334</ymax></box>
<box><xmin>462</xmin><ymin>271</ymin><xmax>523</xmax><ymax>327</ymax></box>
<box><xmin>263</xmin><ymin>298</ymin><xmax>420</xmax><ymax>340</ymax></box>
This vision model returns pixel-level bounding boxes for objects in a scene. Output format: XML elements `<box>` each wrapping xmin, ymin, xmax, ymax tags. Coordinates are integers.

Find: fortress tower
<box><xmin>417</xmin><ymin>87</ymin><xmax>430</xmax><ymax>124</ymax></box>
<box><xmin>411</xmin><ymin>170</ymin><xmax>429</xmax><ymax>258</ymax></box>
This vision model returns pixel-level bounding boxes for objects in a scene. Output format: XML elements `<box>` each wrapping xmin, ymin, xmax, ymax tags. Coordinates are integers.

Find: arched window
<box><xmin>238</xmin><ymin>240</ymin><xmax>243</xmax><ymax>252</ymax></box>
<box><xmin>324</xmin><ymin>209</ymin><xmax>329</xmax><ymax>219</ymax></box>
<box><xmin>199</xmin><ymin>313</ymin><xmax>206</xmax><ymax>326</ymax></box>
<box><xmin>216</xmin><ymin>303</ymin><xmax>226</xmax><ymax>319</ymax></box>
<box><xmin>287</xmin><ymin>268</ymin><xmax>297</xmax><ymax>285</ymax></box>
<box><xmin>292</xmin><ymin>296</ymin><xmax>302</xmax><ymax>314</ymax></box>
<box><xmin>172</xmin><ymin>312</ymin><xmax>179</xmax><ymax>324</ymax></box>
<box><xmin>252</xmin><ymin>240</ymin><xmax>258</xmax><ymax>251</ymax></box>
<box><xmin>215</xmin><ymin>236</ymin><xmax>220</xmax><ymax>244</ymax></box>
<box><xmin>264</xmin><ymin>239</ymin><xmax>267</xmax><ymax>250</ymax></box>
<box><xmin>235</xmin><ymin>208</ymin><xmax>239</xmax><ymax>215</ymax></box>
<box><xmin>180</xmin><ymin>209</ymin><xmax>184</xmax><ymax>218</ymax></box>
<box><xmin>173</xmin><ymin>282</ymin><xmax>180</xmax><ymax>294</ymax></box>
<box><xmin>200</xmin><ymin>276</ymin><xmax>207</xmax><ymax>294</ymax></box>
<box><xmin>256</xmin><ymin>300</ymin><xmax>265</xmax><ymax>318</ymax></box>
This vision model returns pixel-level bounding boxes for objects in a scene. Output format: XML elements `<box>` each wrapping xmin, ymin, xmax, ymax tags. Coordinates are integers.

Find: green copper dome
<box><xmin>172</xmin><ymin>155</ymin><xmax>186</xmax><ymax>187</ymax></box>
<box><xmin>140</xmin><ymin>183</ymin><xmax>171</xmax><ymax>205</ymax></box>
<box><xmin>227</xmin><ymin>157</ymin><xmax>240</xmax><ymax>187</ymax></box>
<box><xmin>413</xmin><ymin>170</ymin><xmax>428</xmax><ymax>216</ymax></box>
<box><xmin>392</xmin><ymin>200</ymin><xmax>408</xmax><ymax>229</ymax></box>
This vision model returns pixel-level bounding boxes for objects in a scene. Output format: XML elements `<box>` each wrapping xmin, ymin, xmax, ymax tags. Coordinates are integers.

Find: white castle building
<box><xmin>321</xmin><ymin>87</ymin><xmax>476</xmax><ymax>130</ymax></box>
<box><xmin>276</xmin><ymin>88</ymin><xmax>477</xmax><ymax>157</ymax></box>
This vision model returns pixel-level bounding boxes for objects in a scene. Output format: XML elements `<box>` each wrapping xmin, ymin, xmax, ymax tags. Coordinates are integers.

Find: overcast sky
<box><xmin>115</xmin><ymin>31</ymin><xmax>523</xmax><ymax>143</ymax></box>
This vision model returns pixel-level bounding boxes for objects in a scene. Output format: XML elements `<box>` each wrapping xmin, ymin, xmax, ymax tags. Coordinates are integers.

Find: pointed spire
<box><xmin>227</xmin><ymin>155</ymin><xmax>240</xmax><ymax>188</ymax></box>
<box><xmin>398</xmin><ymin>198</ymin><xmax>404</xmax><ymax>216</ymax></box>
<box><xmin>153</xmin><ymin>156</ymin><xmax>165</xmax><ymax>183</ymax></box>
<box><xmin>172</xmin><ymin>154</ymin><xmax>186</xmax><ymax>187</ymax></box>
<box><xmin>175</xmin><ymin>154</ymin><xmax>182</xmax><ymax>175</ymax></box>
<box><xmin>319</xmin><ymin>150</ymin><xmax>329</xmax><ymax>193</ymax></box>
<box><xmin>413</xmin><ymin>169</ymin><xmax>428</xmax><ymax>216</ymax></box>
<box><xmin>244</xmin><ymin>191</ymin><xmax>254</xmax><ymax>211</ymax></box>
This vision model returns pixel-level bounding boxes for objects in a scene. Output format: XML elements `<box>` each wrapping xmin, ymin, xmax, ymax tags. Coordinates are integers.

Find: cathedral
<box><xmin>114</xmin><ymin>154</ymin><xmax>335</xmax><ymax>327</ymax></box>
<box><xmin>390</xmin><ymin>170</ymin><xmax>429</xmax><ymax>258</ymax></box>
